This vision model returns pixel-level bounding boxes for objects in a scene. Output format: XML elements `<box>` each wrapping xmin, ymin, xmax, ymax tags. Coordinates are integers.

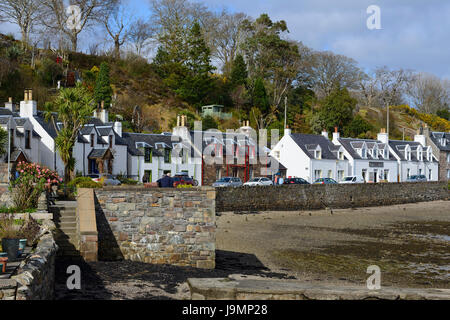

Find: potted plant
<box><xmin>0</xmin><ymin>252</ymin><xmax>7</xmax><ymax>273</ymax></box>
<box><xmin>0</xmin><ymin>214</ymin><xmax>23</xmax><ymax>260</ymax></box>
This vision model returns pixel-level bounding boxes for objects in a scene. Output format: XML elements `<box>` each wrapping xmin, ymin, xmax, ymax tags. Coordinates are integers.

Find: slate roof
<box><xmin>429</xmin><ymin>132</ymin><xmax>450</xmax><ymax>152</ymax></box>
<box><xmin>339</xmin><ymin>138</ymin><xmax>396</xmax><ymax>161</ymax></box>
<box><xmin>122</xmin><ymin>132</ymin><xmax>183</xmax><ymax>157</ymax></box>
<box><xmin>88</xmin><ymin>148</ymin><xmax>110</xmax><ymax>159</ymax></box>
<box><xmin>290</xmin><ymin>134</ymin><xmax>345</xmax><ymax>160</ymax></box>
<box><xmin>35</xmin><ymin>111</ymin><xmax>58</xmax><ymax>138</ymax></box>
<box><xmin>388</xmin><ymin>140</ymin><xmax>434</xmax><ymax>162</ymax></box>
<box><xmin>13</xmin><ymin>118</ymin><xmax>27</xmax><ymax>126</ymax></box>
<box><xmin>0</xmin><ymin>116</ymin><xmax>11</xmax><ymax>125</ymax></box>
<box><xmin>0</xmin><ymin>109</ymin><xmax>14</xmax><ymax>116</ymax></box>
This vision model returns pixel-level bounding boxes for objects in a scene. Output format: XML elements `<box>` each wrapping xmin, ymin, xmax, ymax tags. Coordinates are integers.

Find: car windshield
<box><xmin>217</xmin><ymin>178</ymin><xmax>231</xmax><ymax>182</ymax></box>
<box><xmin>249</xmin><ymin>178</ymin><xmax>260</xmax><ymax>182</ymax></box>
<box><xmin>343</xmin><ymin>177</ymin><xmax>354</xmax><ymax>181</ymax></box>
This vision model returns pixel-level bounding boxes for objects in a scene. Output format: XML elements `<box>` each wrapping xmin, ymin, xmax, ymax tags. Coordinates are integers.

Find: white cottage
<box><xmin>270</xmin><ymin>129</ymin><xmax>349</xmax><ymax>183</ymax></box>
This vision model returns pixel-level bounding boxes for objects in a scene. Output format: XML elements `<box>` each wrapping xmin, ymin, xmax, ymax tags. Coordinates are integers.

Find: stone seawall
<box><xmin>216</xmin><ymin>182</ymin><xmax>449</xmax><ymax>212</ymax></box>
<box><xmin>94</xmin><ymin>187</ymin><xmax>216</xmax><ymax>269</ymax></box>
<box><xmin>0</xmin><ymin>220</ymin><xmax>58</xmax><ymax>300</ymax></box>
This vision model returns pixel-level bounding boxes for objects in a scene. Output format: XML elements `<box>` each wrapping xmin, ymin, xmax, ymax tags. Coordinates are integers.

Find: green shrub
<box><xmin>116</xmin><ymin>175</ymin><xmax>138</xmax><ymax>185</ymax></box>
<box><xmin>67</xmin><ymin>177</ymin><xmax>102</xmax><ymax>189</ymax></box>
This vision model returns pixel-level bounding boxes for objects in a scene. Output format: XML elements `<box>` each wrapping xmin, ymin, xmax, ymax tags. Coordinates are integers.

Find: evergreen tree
<box><xmin>230</xmin><ymin>54</ymin><xmax>248</xmax><ymax>87</ymax></box>
<box><xmin>317</xmin><ymin>87</ymin><xmax>356</xmax><ymax>133</ymax></box>
<box><xmin>176</xmin><ymin>22</ymin><xmax>215</xmax><ymax>108</ymax></box>
<box><xmin>94</xmin><ymin>62</ymin><xmax>113</xmax><ymax>108</ymax></box>
<box><xmin>252</xmin><ymin>77</ymin><xmax>270</xmax><ymax>114</ymax></box>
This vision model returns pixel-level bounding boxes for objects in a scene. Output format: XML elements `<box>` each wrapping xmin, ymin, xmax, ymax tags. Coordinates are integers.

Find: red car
<box><xmin>172</xmin><ymin>175</ymin><xmax>195</xmax><ymax>187</ymax></box>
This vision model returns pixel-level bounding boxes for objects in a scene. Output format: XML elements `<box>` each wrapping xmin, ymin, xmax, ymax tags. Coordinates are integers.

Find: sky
<box><xmin>1</xmin><ymin>0</ymin><xmax>449</xmax><ymax>79</ymax></box>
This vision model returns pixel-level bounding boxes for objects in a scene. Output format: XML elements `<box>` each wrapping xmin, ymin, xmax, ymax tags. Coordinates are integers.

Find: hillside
<box><xmin>0</xmin><ymin>33</ymin><xmax>448</xmax><ymax>137</ymax></box>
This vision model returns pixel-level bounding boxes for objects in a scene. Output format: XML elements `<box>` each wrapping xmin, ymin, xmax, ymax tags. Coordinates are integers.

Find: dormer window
<box><xmin>338</xmin><ymin>151</ymin><xmax>344</xmax><ymax>160</ymax></box>
<box><xmin>315</xmin><ymin>150</ymin><xmax>322</xmax><ymax>159</ymax></box>
<box><xmin>441</xmin><ymin>138</ymin><xmax>446</xmax><ymax>146</ymax></box>
<box><xmin>405</xmin><ymin>149</ymin><xmax>411</xmax><ymax>161</ymax></box>
<box><xmin>90</xmin><ymin>134</ymin><xmax>94</xmax><ymax>147</ymax></box>
<box><xmin>361</xmin><ymin>148</ymin><xmax>367</xmax><ymax>158</ymax></box>
<box><xmin>418</xmin><ymin>149</ymin><xmax>423</xmax><ymax>161</ymax></box>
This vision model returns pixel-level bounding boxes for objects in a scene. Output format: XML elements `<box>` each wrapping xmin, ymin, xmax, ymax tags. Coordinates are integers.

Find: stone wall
<box><xmin>94</xmin><ymin>187</ymin><xmax>216</xmax><ymax>269</ymax></box>
<box><xmin>0</xmin><ymin>220</ymin><xmax>58</xmax><ymax>300</ymax></box>
<box><xmin>216</xmin><ymin>182</ymin><xmax>449</xmax><ymax>212</ymax></box>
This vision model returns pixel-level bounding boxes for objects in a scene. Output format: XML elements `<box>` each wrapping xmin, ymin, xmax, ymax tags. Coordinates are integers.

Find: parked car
<box><xmin>339</xmin><ymin>176</ymin><xmax>365</xmax><ymax>184</ymax></box>
<box><xmin>283</xmin><ymin>177</ymin><xmax>310</xmax><ymax>185</ymax></box>
<box><xmin>212</xmin><ymin>177</ymin><xmax>242</xmax><ymax>188</ymax></box>
<box><xmin>174</xmin><ymin>172</ymin><xmax>198</xmax><ymax>186</ymax></box>
<box><xmin>313</xmin><ymin>178</ymin><xmax>338</xmax><ymax>185</ymax></box>
<box><xmin>90</xmin><ymin>174</ymin><xmax>121</xmax><ymax>186</ymax></box>
<box><xmin>243</xmin><ymin>177</ymin><xmax>273</xmax><ymax>186</ymax></box>
<box><xmin>87</xmin><ymin>174</ymin><xmax>100</xmax><ymax>182</ymax></box>
<box><xmin>173</xmin><ymin>174</ymin><xmax>195</xmax><ymax>187</ymax></box>
<box><xmin>406</xmin><ymin>175</ymin><xmax>427</xmax><ymax>182</ymax></box>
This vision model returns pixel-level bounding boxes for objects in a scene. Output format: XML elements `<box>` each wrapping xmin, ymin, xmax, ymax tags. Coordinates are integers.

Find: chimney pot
<box><xmin>101</xmin><ymin>101</ymin><xmax>104</xmax><ymax>109</ymax></box>
<box><xmin>334</xmin><ymin>126</ymin><xmax>338</xmax><ymax>133</ymax></box>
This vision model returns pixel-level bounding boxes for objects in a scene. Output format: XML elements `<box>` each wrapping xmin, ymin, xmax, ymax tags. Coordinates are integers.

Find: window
<box><xmin>406</xmin><ymin>149</ymin><xmax>411</xmax><ymax>161</ymax></box>
<box><xmin>418</xmin><ymin>150</ymin><xmax>423</xmax><ymax>161</ymax></box>
<box><xmin>274</xmin><ymin>151</ymin><xmax>280</xmax><ymax>159</ymax></box>
<box><xmin>164</xmin><ymin>149</ymin><xmax>171</xmax><ymax>163</ymax></box>
<box><xmin>144</xmin><ymin>147</ymin><xmax>152</xmax><ymax>163</ymax></box>
<box><xmin>361</xmin><ymin>148</ymin><xmax>367</xmax><ymax>158</ymax></box>
<box><xmin>314</xmin><ymin>170</ymin><xmax>322</xmax><ymax>180</ymax></box>
<box><xmin>419</xmin><ymin>169</ymin><xmax>422</xmax><ymax>175</ymax></box>
<box><xmin>143</xmin><ymin>170</ymin><xmax>152</xmax><ymax>183</ymax></box>
<box><xmin>362</xmin><ymin>169</ymin><xmax>367</xmax><ymax>182</ymax></box>
<box><xmin>109</xmin><ymin>135</ymin><xmax>113</xmax><ymax>148</ymax></box>
<box><xmin>447</xmin><ymin>153</ymin><xmax>450</xmax><ymax>163</ymax></box>
<box><xmin>338</xmin><ymin>170</ymin><xmax>344</xmax><ymax>181</ymax></box>
<box><xmin>315</xmin><ymin>150</ymin><xmax>322</xmax><ymax>159</ymax></box>
<box><xmin>407</xmin><ymin>168</ymin><xmax>411</xmax><ymax>179</ymax></box>
<box><xmin>25</xmin><ymin>130</ymin><xmax>31</xmax><ymax>149</ymax></box>
<box><xmin>338</xmin><ymin>152</ymin><xmax>344</xmax><ymax>160</ymax></box>
<box><xmin>383</xmin><ymin>170</ymin><xmax>389</xmax><ymax>181</ymax></box>
<box><xmin>216</xmin><ymin>167</ymin><xmax>221</xmax><ymax>180</ymax></box>
<box><xmin>10</xmin><ymin>129</ymin><xmax>14</xmax><ymax>149</ymax></box>
<box><xmin>428</xmin><ymin>169</ymin><xmax>432</xmax><ymax>180</ymax></box>
<box><xmin>90</xmin><ymin>134</ymin><xmax>94</xmax><ymax>147</ymax></box>
<box><xmin>328</xmin><ymin>170</ymin><xmax>332</xmax><ymax>178</ymax></box>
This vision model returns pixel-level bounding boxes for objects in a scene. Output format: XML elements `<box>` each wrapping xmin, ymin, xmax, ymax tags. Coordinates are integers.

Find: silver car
<box><xmin>102</xmin><ymin>174</ymin><xmax>122</xmax><ymax>186</ymax></box>
<box><xmin>243</xmin><ymin>177</ymin><xmax>273</xmax><ymax>186</ymax></box>
<box><xmin>212</xmin><ymin>177</ymin><xmax>242</xmax><ymax>188</ymax></box>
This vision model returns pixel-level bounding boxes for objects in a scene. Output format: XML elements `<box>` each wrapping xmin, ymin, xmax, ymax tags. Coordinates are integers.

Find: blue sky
<box><xmin>1</xmin><ymin>0</ymin><xmax>449</xmax><ymax>79</ymax></box>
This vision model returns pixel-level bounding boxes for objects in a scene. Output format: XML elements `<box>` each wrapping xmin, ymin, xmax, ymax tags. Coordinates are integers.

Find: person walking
<box><xmin>157</xmin><ymin>173</ymin><xmax>174</xmax><ymax>188</ymax></box>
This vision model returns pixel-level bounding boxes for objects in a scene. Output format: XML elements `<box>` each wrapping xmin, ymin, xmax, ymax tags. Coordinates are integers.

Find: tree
<box><xmin>128</xmin><ymin>18</ymin><xmax>154</xmax><ymax>56</ymax></box>
<box><xmin>241</xmin><ymin>14</ymin><xmax>301</xmax><ymax>128</ymax></box>
<box><xmin>44</xmin><ymin>85</ymin><xmax>95</xmax><ymax>182</ymax></box>
<box><xmin>38</xmin><ymin>57</ymin><xmax>63</xmax><ymax>86</ymax></box>
<box><xmin>230</xmin><ymin>54</ymin><xmax>248</xmax><ymax>87</ymax></box>
<box><xmin>208</xmin><ymin>10</ymin><xmax>248</xmax><ymax>75</ymax></box>
<box><xmin>0</xmin><ymin>0</ymin><xmax>43</xmax><ymax>46</ymax></box>
<box><xmin>94</xmin><ymin>62</ymin><xmax>113</xmax><ymax>107</ymax></box>
<box><xmin>103</xmin><ymin>1</ymin><xmax>133</xmax><ymax>59</ymax></box>
<box><xmin>317</xmin><ymin>87</ymin><xmax>357</xmax><ymax>133</ymax></box>
<box><xmin>306</xmin><ymin>51</ymin><xmax>361</xmax><ymax>98</ymax></box>
<box><xmin>202</xmin><ymin>115</ymin><xmax>218</xmax><ymax>131</ymax></box>
<box><xmin>408</xmin><ymin>73</ymin><xmax>449</xmax><ymax>114</ymax></box>
<box><xmin>375</xmin><ymin>66</ymin><xmax>412</xmax><ymax>107</ymax></box>
<box><xmin>0</xmin><ymin>127</ymin><xmax>8</xmax><ymax>157</ymax></box>
<box><xmin>343</xmin><ymin>114</ymin><xmax>373</xmax><ymax>138</ymax></box>
<box><xmin>40</xmin><ymin>0</ymin><xmax>118</xmax><ymax>51</ymax></box>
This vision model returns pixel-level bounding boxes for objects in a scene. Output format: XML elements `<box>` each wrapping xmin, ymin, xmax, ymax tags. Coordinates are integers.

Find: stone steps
<box><xmin>51</xmin><ymin>201</ymin><xmax>81</xmax><ymax>258</ymax></box>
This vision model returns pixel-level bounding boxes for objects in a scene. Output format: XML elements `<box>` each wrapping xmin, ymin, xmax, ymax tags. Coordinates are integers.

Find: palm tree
<box><xmin>44</xmin><ymin>84</ymin><xmax>95</xmax><ymax>182</ymax></box>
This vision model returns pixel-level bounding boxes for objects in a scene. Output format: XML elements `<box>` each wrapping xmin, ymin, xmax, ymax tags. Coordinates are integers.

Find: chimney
<box><xmin>176</xmin><ymin>115</ymin><xmax>181</xmax><ymax>127</ymax></box>
<box><xmin>20</xmin><ymin>89</ymin><xmax>37</xmax><ymax>118</ymax></box>
<box><xmin>284</xmin><ymin>126</ymin><xmax>291</xmax><ymax>136</ymax></box>
<box><xmin>321</xmin><ymin>129</ymin><xmax>329</xmax><ymax>140</ymax></box>
<box><xmin>114</xmin><ymin>121</ymin><xmax>122</xmax><ymax>137</ymax></box>
<box><xmin>414</xmin><ymin>127</ymin><xmax>426</xmax><ymax>147</ymax></box>
<box><xmin>5</xmin><ymin>97</ymin><xmax>14</xmax><ymax>112</ymax></box>
<box><xmin>377</xmin><ymin>128</ymin><xmax>389</xmax><ymax>144</ymax></box>
<box><xmin>100</xmin><ymin>100</ymin><xmax>105</xmax><ymax>109</ymax></box>
<box><xmin>99</xmin><ymin>109</ymin><xmax>108</xmax><ymax>123</ymax></box>
<box><xmin>332</xmin><ymin>126</ymin><xmax>340</xmax><ymax>142</ymax></box>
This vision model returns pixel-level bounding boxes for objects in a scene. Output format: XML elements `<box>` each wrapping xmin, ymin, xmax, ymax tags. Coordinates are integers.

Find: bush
<box><xmin>67</xmin><ymin>177</ymin><xmax>102</xmax><ymax>189</ymax></box>
<box><xmin>10</xmin><ymin>162</ymin><xmax>62</xmax><ymax>211</ymax></box>
<box><xmin>176</xmin><ymin>184</ymin><xmax>193</xmax><ymax>189</ymax></box>
<box><xmin>0</xmin><ymin>214</ymin><xmax>22</xmax><ymax>239</ymax></box>
<box><xmin>116</xmin><ymin>175</ymin><xmax>138</xmax><ymax>185</ymax></box>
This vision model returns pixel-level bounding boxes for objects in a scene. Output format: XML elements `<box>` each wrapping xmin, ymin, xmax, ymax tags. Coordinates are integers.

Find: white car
<box><xmin>243</xmin><ymin>177</ymin><xmax>273</xmax><ymax>186</ymax></box>
<box><xmin>339</xmin><ymin>176</ymin><xmax>365</xmax><ymax>184</ymax></box>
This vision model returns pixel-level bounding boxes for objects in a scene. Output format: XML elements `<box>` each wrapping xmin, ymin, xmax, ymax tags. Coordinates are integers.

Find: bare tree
<box><xmin>128</xmin><ymin>18</ymin><xmax>154</xmax><ymax>56</ymax></box>
<box><xmin>208</xmin><ymin>10</ymin><xmax>248</xmax><ymax>75</ymax></box>
<box><xmin>40</xmin><ymin>0</ymin><xmax>118</xmax><ymax>52</ymax></box>
<box><xmin>375</xmin><ymin>66</ymin><xmax>412</xmax><ymax>107</ymax></box>
<box><xmin>103</xmin><ymin>1</ymin><xmax>133</xmax><ymax>59</ymax></box>
<box><xmin>408</xmin><ymin>72</ymin><xmax>449</xmax><ymax>114</ymax></box>
<box><xmin>0</xmin><ymin>0</ymin><xmax>43</xmax><ymax>46</ymax></box>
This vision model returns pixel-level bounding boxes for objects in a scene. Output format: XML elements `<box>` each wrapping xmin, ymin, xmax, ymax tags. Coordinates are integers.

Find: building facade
<box><xmin>423</xmin><ymin>128</ymin><xmax>450</xmax><ymax>181</ymax></box>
